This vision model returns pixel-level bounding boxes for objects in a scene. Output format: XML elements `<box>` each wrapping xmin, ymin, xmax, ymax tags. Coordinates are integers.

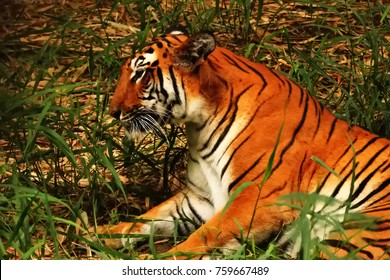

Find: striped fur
<box><xmin>96</xmin><ymin>31</ymin><xmax>390</xmax><ymax>259</ymax></box>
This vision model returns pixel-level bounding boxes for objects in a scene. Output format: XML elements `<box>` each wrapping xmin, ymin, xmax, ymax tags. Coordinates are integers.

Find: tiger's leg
<box><xmin>90</xmin><ymin>188</ymin><xmax>215</xmax><ymax>249</ymax></box>
<box><xmin>166</xmin><ymin>184</ymin><xmax>297</xmax><ymax>258</ymax></box>
<box><xmin>323</xmin><ymin>204</ymin><xmax>390</xmax><ymax>260</ymax></box>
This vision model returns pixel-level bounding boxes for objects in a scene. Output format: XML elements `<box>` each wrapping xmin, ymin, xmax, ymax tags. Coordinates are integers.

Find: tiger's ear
<box><xmin>173</xmin><ymin>32</ymin><xmax>216</xmax><ymax>71</ymax></box>
<box><xmin>166</xmin><ymin>25</ymin><xmax>188</xmax><ymax>35</ymax></box>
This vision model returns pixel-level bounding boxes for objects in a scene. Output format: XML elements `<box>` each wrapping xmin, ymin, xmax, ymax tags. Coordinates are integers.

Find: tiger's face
<box><xmin>109</xmin><ymin>32</ymin><xmax>216</xmax><ymax>138</ymax></box>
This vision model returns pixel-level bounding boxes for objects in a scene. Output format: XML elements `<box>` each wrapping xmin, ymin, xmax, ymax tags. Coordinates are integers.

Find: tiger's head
<box><xmin>109</xmin><ymin>30</ymin><xmax>217</xmax><ymax>138</ymax></box>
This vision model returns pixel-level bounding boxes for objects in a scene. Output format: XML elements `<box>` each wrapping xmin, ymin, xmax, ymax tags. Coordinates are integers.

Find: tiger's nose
<box><xmin>110</xmin><ymin>106</ymin><xmax>121</xmax><ymax>120</ymax></box>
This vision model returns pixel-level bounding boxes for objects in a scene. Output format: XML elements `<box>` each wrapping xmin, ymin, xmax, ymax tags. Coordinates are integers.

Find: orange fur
<box><xmin>95</xmin><ymin>32</ymin><xmax>390</xmax><ymax>259</ymax></box>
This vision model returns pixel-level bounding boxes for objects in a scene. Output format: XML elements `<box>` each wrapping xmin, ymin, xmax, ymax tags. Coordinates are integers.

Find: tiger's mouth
<box><xmin>120</xmin><ymin>107</ymin><xmax>167</xmax><ymax>139</ymax></box>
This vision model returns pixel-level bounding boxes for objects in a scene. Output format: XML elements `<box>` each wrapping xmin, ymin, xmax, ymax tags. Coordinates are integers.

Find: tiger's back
<box><xmin>102</xmin><ymin>31</ymin><xmax>390</xmax><ymax>259</ymax></box>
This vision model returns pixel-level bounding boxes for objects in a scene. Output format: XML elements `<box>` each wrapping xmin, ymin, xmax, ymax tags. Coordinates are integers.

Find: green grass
<box><xmin>0</xmin><ymin>0</ymin><xmax>389</xmax><ymax>259</ymax></box>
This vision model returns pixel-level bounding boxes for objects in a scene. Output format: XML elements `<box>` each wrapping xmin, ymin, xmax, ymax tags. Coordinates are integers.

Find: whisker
<box><xmin>142</xmin><ymin>114</ymin><xmax>169</xmax><ymax>142</ymax></box>
<box><xmin>118</xmin><ymin>104</ymin><xmax>175</xmax><ymax>141</ymax></box>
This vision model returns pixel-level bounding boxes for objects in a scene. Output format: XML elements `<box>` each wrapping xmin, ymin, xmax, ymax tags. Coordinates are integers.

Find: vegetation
<box><xmin>0</xmin><ymin>0</ymin><xmax>389</xmax><ymax>259</ymax></box>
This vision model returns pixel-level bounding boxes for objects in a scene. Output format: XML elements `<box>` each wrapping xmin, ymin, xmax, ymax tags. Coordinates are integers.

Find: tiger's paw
<box><xmin>87</xmin><ymin>223</ymin><xmax>135</xmax><ymax>249</ymax></box>
<box><xmin>137</xmin><ymin>253</ymin><xmax>153</xmax><ymax>260</ymax></box>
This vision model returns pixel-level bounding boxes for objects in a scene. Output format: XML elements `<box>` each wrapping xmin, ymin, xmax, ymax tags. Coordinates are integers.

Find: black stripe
<box><xmin>356</xmin><ymin>137</ymin><xmax>381</xmax><ymax>155</ymax></box>
<box><xmin>216</xmin><ymin>102</ymin><xmax>262</xmax><ymax>165</ymax></box>
<box><xmin>286</xmin><ymin>80</ymin><xmax>293</xmax><ymax>100</ymax></box>
<box><xmin>168</xmin><ymin>35</ymin><xmax>185</xmax><ymax>43</ymax></box>
<box><xmin>366</xmin><ymin>192</ymin><xmax>390</xmax><ymax>210</ymax></box>
<box><xmin>330</xmin><ymin>147</ymin><xmax>387</xmax><ymax>209</ymax></box>
<box><xmin>199</xmin><ymin>88</ymin><xmax>234</xmax><ymax>151</ymax></box>
<box><xmin>220</xmin><ymin>51</ymin><xmax>250</xmax><ymax>73</ymax></box>
<box><xmin>272</xmin><ymin>92</ymin><xmax>309</xmax><ymax>173</ymax></box>
<box><xmin>351</xmin><ymin>177</ymin><xmax>390</xmax><ymax>210</ymax></box>
<box><xmin>338</xmin><ymin>154</ymin><xmax>356</xmax><ymax>176</ymax></box>
<box><xmin>310</xmin><ymin>94</ymin><xmax>319</xmax><ymax>116</ymax></box>
<box><xmin>326</xmin><ymin>169</ymin><xmax>354</xmax><ymax>201</ymax></box>
<box><xmin>313</xmin><ymin>113</ymin><xmax>321</xmax><ymax>140</ymax></box>
<box><xmin>188</xmin><ymin>153</ymin><xmax>199</xmax><ymax>163</ymax></box>
<box><xmin>349</xmin><ymin>160</ymin><xmax>388</xmax><ymax>204</ymax></box>
<box><xmin>235</xmin><ymin>56</ymin><xmax>268</xmax><ymax>95</ymax></box>
<box><xmin>221</xmin><ymin>133</ymin><xmax>253</xmax><ymax>179</ymax></box>
<box><xmin>175</xmin><ymin>204</ymin><xmax>192</xmax><ymax>234</ymax></box>
<box><xmin>343</xmin><ymin>221</ymin><xmax>377</xmax><ymax>231</ymax></box>
<box><xmin>311</xmin><ymin>95</ymin><xmax>322</xmax><ymax>140</ymax></box>
<box><xmin>270</xmin><ymin>69</ymin><xmax>286</xmax><ymax>85</ymax></box>
<box><xmin>318</xmin><ymin>136</ymin><xmax>375</xmax><ymax>193</ymax></box>
<box><xmin>161</xmin><ymin>37</ymin><xmax>173</xmax><ymax>47</ymax></box>
<box><xmin>326</xmin><ymin>118</ymin><xmax>338</xmax><ymax>143</ymax></box>
<box><xmin>156</xmin><ymin>68</ymin><xmax>168</xmax><ymax>99</ymax></box>
<box><xmin>297</xmin><ymin>152</ymin><xmax>307</xmax><ymax>186</ymax></box>
<box><xmin>182</xmin><ymin>78</ymin><xmax>187</xmax><ymax>113</ymax></box>
<box><xmin>261</xmin><ymin>181</ymin><xmax>288</xmax><ymax>199</ymax></box>
<box><xmin>201</xmin><ymin>85</ymin><xmax>254</xmax><ymax>159</ymax></box>
<box><xmin>337</xmin><ymin>137</ymin><xmax>377</xmax><ymax>176</ymax></box>
<box><xmin>228</xmin><ymin>153</ymin><xmax>265</xmax><ymax>191</ymax></box>
<box><xmin>298</xmin><ymin>87</ymin><xmax>304</xmax><ymax>106</ymax></box>
<box><xmin>319</xmin><ymin>102</ymin><xmax>325</xmax><ymax>114</ymax></box>
<box><xmin>346</xmin><ymin>219</ymin><xmax>390</xmax><ymax>232</ymax></box>
<box><xmin>215</xmin><ymin>74</ymin><xmax>229</xmax><ymax>90</ymax></box>
<box><xmin>381</xmin><ymin>162</ymin><xmax>390</xmax><ymax>174</ymax></box>
<box><xmin>170</xmin><ymin>212</ymin><xmax>185</xmax><ymax>236</ymax></box>
<box><xmin>363</xmin><ymin>203</ymin><xmax>390</xmax><ymax>214</ymax></box>
<box><xmin>196</xmin><ymin>115</ymin><xmax>211</xmax><ymax>131</ymax></box>
<box><xmin>154</xmin><ymin>87</ymin><xmax>162</xmax><ymax>102</ymax></box>
<box><xmin>168</xmin><ymin>65</ymin><xmax>181</xmax><ymax>105</ymax></box>
<box><xmin>323</xmin><ymin>239</ymin><xmax>374</xmax><ymax>259</ymax></box>
<box><xmin>207</xmin><ymin>59</ymin><xmax>220</xmax><ymax>72</ymax></box>
<box><xmin>375</xmin><ymin>219</ymin><xmax>390</xmax><ymax>228</ymax></box>
<box><xmin>187</xmin><ymin>177</ymin><xmax>198</xmax><ymax>188</ymax></box>
<box><xmin>197</xmin><ymin>103</ymin><xmax>220</xmax><ymax>132</ymax></box>
<box><xmin>362</xmin><ymin>237</ymin><xmax>390</xmax><ymax>250</ymax></box>
<box><xmin>185</xmin><ymin>196</ymin><xmax>204</xmax><ymax>227</ymax></box>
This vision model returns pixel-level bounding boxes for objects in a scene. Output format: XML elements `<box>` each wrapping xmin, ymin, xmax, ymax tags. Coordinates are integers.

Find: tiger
<box><xmin>92</xmin><ymin>29</ymin><xmax>390</xmax><ymax>259</ymax></box>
